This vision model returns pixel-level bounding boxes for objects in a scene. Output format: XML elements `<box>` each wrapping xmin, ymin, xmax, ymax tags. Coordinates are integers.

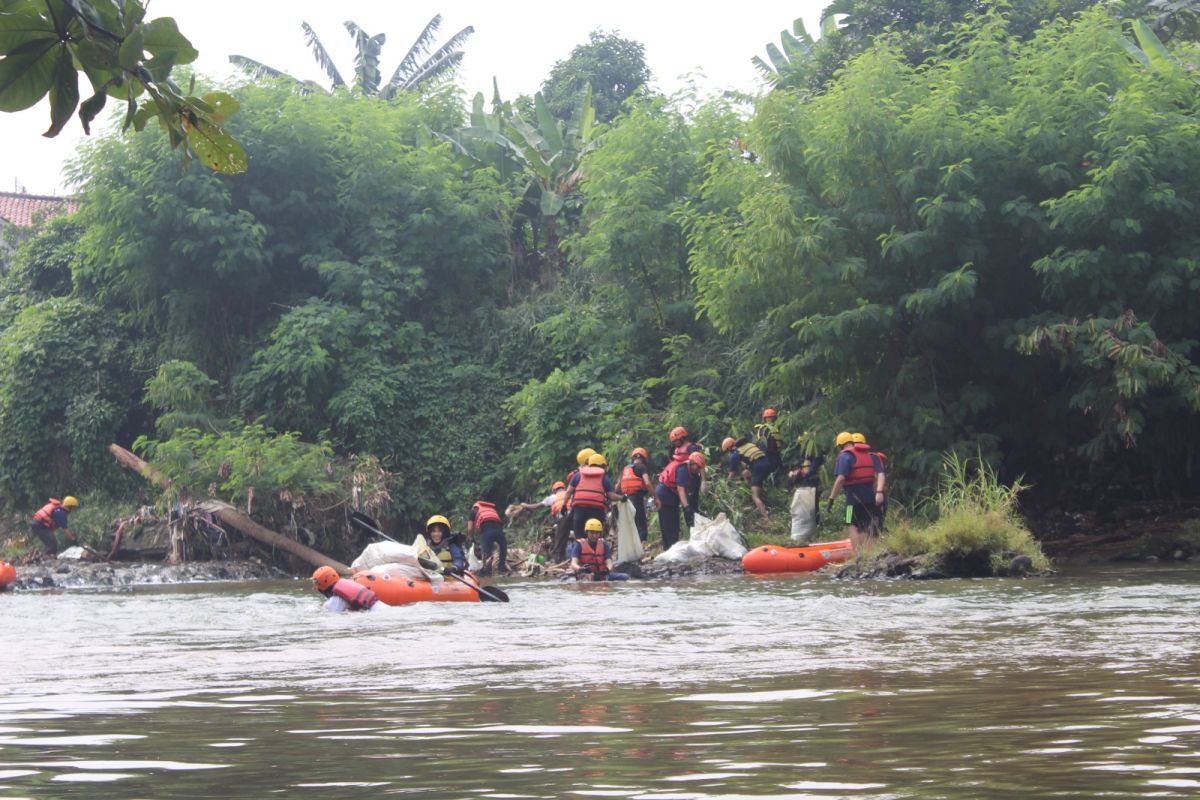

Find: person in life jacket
<box><xmin>619</xmin><ymin>447</ymin><xmax>654</xmax><ymax>543</ymax></box>
<box><xmin>30</xmin><ymin>495</ymin><xmax>79</xmax><ymax>556</ymax></box>
<box><xmin>425</xmin><ymin>515</ymin><xmax>466</xmax><ymax>573</ymax></box>
<box><xmin>566</xmin><ymin>452</ymin><xmax>624</xmax><ymax>541</ymax></box>
<box><xmin>788</xmin><ymin>433</ymin><xmax>826</xmax><ymax>490</ymax></box>
<box><xmin>655</xmin><ymin>450</ymin><xmax>706</xmax><ymax>551</ymax></box>
<box><xmin>827</xmin><ymin>431</ymin><xmax>886</xmax><ymax>550</ymax></box>
<box><xmin>568</xmin><ymin>518</ymin><xmax>630</xmax><ymax>582</ymax></box>
<box><xmin>721</xmin><ymin>437</ymin><xmax>772</xmax><ymax>520</ymax></box>
<box><xmin>514</xmin><ymin>481</ymin><xmax>569</xmax><ymax>520</ymax></box>
<box><xmin>852</xmin><ymin>432</ymin><xmax>889</xmax><ymax>522</ymax></box>
<box><xmin>753</xmin><ymin>408</ymin><xmax>783</xmax><ymax>474</ymax></box>
<box><xmin>312</xmin><ymin>565</ymin><xmax>380</xmax><ymax>612</ymax></box>
<box><xmin>667</xmin><ymin>426</ymin><xmax>707</xmax><ymax>517</ymax></box>
<box><xmin>468</xmin><ymin>500</ymin><xmax>508</xmax><ymax>576</ymax></box>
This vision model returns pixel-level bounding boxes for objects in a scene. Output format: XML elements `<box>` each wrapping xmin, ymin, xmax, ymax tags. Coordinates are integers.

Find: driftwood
<box><xmin>108</xmin><ymin>443</ymin><xmax>351</xmax><ymax>574</ymax></box>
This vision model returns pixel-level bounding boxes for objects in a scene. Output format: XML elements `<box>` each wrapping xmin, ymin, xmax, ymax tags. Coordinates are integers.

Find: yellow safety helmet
<box><xmin>426</xmin><ymin>514</ymin><xmax>451</xmax><ymax>532</ymax></box>
<box><xmin>62</xmin><ymin>496</ymin><xmax>79</xmax><ymax>508</ymax></box>
<box><xmin>584</xmin><ymin>518</ymin><xmax>604</xmax><ymax>533</ymax></box>
<box><xmin>851</xmin><ymin>433</ymin><xmax>867</xmax><ymax>444</ymax></box>
<box><xmin>587</xmin><ymin>453</ymin><xmax>607</xmax><ymax>467</ymax></box>
<box><xmin>576</xmin><ymin>448</ymin><xmax>596</xmax><ymax>466</ymax></box>
<box><xmin>835</xmin><ymin>431</ymin><xmax>853</xmax><ymax>447</ymax></box>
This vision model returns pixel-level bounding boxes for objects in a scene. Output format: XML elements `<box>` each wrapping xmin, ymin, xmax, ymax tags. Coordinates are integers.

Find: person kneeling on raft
<box><xmin>312</xmin><ymin>566</ymin><xmax>380</xmax><ymax>612</ymax></box>
<box><xmin>569</xmin><ymin>518</ymin><xmax>629</xmax><ymax>582</ymax></box>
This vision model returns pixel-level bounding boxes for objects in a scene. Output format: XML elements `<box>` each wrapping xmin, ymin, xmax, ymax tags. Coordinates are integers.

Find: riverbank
<box><xmin>5</xmin><ymin>558</ymin><xmax>286</xmax><ymax>592</ymax></box>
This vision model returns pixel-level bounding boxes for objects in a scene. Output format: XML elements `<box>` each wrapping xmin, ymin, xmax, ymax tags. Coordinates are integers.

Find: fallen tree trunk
<box><xmin>109</xmin><ymin>443</ymin><xmax>351</xmax><ymax>574</ymax></box>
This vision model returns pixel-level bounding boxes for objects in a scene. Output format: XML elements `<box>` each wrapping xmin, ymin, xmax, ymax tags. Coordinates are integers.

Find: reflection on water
<box><xmin>1</xmin><ymin>565</ymin><xmax>1198</xmax><ymax>798</ymax></box>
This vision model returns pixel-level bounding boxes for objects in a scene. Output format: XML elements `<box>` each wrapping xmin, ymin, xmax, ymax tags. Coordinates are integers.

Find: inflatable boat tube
<box><xmin>353</xmin><ymin>568</ymin><xmax>481</xmax><ymax>605</ymax></box>
<box><xmin>741</xmin><ymin>539</ymin><xmax>853</xmax><ymax>574</ymax></box>
<box><xmin>0</xmin><ymin>560</ymin><xmax>15</xmax><ymax>589</ymax></box>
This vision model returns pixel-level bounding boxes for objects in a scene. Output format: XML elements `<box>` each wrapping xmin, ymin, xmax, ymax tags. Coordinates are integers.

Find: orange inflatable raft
<box><xmin>352</xmin><ymin>568</ymin><xmax>481</xmax><ymax>605</ymax></box>
<box><xmin>0</xmin><ymin>560</ymin><xmax>15</xmax><ymax>590</ymax></box>
<box><xmin>741</xmin><ymin>539</ymin><xmax>854</xmax><ymax>574</ymax></box>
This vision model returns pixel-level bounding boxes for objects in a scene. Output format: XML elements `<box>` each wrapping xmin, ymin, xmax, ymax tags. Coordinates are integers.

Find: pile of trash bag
<box><xmin>653</xmin><ymin>513</ymin><xmax>747</xmax><ymax>563</ymax></box>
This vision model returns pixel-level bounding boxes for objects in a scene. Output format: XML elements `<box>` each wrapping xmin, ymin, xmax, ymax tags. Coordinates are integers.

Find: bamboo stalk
<box><xmin>108</xmin><ymin>443</ymin><xmax>351</xmax><ymax>574</ymax></box>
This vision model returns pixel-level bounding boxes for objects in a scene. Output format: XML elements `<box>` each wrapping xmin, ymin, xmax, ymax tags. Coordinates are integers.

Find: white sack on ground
<box><xmin>614</xmin><ymin>498</ymin><xmax>644</xmax><ymax>563</ymax></box>
<box><xmin>790</xmin><ymin>487</ymin><xmax>818</xmax><ymax>541</ymax></box>
<box><xmin>653</xmin><ymin>513</ymin><xmax>747</xmax><ymax>562</ymax></box>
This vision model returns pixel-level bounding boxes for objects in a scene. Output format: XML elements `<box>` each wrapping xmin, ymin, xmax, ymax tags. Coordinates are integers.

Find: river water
<box><xmin>1</xmin><ymin>564</ymin><xmax>1198</xmax><ymax>799</ymax></box>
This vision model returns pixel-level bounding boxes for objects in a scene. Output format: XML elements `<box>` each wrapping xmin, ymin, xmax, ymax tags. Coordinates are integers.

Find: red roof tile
<box><xmin>0</xmin><ymin>191</ymin><xmax>77</xmax><ymax>227</ymax></box>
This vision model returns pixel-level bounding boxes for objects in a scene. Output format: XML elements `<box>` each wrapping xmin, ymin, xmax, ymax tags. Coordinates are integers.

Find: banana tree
<box><xmin>437</xmin><ymin>82</ymin><xmax>603</xmax><ymax>274</ymax></box>
<box><xmin>230</xmin><ymin>14</ymin><xmax>473</xmax><ymax>97</ymax></box>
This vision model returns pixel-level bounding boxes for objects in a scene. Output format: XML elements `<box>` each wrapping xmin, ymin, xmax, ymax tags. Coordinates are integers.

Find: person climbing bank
<box><xmin>312</xmin><ymin>565</ymin><xmax>379</xmax><ymax>612</ymax></box>
<box><xmin>30</xmin><ymin>495</ymin><xmax>78</xmax><ymax>556</ymax></box>
<box><xmin>425</xmin><ymin>515</ymin><xmax>466</xmax><ymax>573</ymax></box>
<box><xmin>569</xmin><ymin>518</ymin><xmax>630</xmax><ymax>582</ymax></box>
<box><xmin>468</xmin><ymin>500</ymin><xmax>508</xmax><ymax>576</ymax></box>
<box><xmin>721</xmin><ymin>437</ymin><xmax>771</xmax><ymax>520</ymax></box>
<box><xmin>753</xmin><ymin>408</ymin><xmax>783</xmax><ymax>474</ymax></box>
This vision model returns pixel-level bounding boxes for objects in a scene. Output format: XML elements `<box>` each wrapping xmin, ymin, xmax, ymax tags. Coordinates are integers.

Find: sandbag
<box><xmin>790</xmin><ymin>487</ymin><xmax>818</xmax><ymax>541</ymax></box>
<box><xmin>614</xmin><ymin>498</ymin><xmax>644</xmax><ymax>563</ymax></box>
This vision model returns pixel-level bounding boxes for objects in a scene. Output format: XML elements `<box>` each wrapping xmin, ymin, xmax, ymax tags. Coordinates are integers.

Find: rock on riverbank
<box><xmin>8</xmin><ymin>558</ymin><xmax>287</xmax><ymax>592</ymax></box>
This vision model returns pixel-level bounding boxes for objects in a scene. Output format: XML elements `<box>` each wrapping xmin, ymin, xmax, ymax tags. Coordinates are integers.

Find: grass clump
<box><xmin>884</xmin><ymin>452</ymin><xmax>1049</xmax><ymax>576</ymax></box>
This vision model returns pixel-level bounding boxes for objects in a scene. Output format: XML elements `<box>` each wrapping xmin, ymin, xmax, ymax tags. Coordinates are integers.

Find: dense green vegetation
<box><xmin>2</xmin><ymin>2</ymin><xmax>1198</xmax><ymax>546</ymax></box>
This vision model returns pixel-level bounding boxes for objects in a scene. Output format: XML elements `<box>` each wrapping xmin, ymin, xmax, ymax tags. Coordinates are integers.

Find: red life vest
<box><xmin>658</xmin><ymin>460</ymin><xmax>683</xmax><ymax>490</ymax></box>
<box><xmin>473</xmin><ymin>501</ymin><xmax>501</xmax><ymax>526</ymax></box>
<box><xmin>576</xmin><ymin>539</ymin><xmax>608</xmax><ymax>578</ymax></box>
<box><xmin>619</xmin><ymin>464</ymin><xmax>648</xmax><ymax>495</ymax></box>
<box><xmin>843</xmin><ymin>443</ymin><xmax>879</xmax><ymax>486</ymax></box>
<box><xmin>573</xmin><ymin>466</ymin><xmax>608</xmax><ymax>509</ymax></box>
<box><xmin>33</xmin><ymin>498</ymin><xmax>63</xmax><ymax>528</ymax></box>
<box><xmin>564</xmin><ymin>469</ymin><xmax>579</xmax><ymax>512</ymax></box>
<box><xmin>550</xmin><ymin>488</ymin><xmax>568</xmax><ymax>516</ymax></box>
<box><xmin>332</xmin><ymin>578</ymin><xmax>378</xmax><ymax>610</ymax></box>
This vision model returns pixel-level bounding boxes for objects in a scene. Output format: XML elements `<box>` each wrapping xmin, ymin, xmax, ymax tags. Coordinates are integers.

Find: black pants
<box><xmin>629</xmin><ymin>492</ymin><xmax>649</xmax><ymax>541</ymax></box>
<box><xmin>31</xmin><ymin>523</ymin><xmax>56</xmax><ymax>552</ymax></box>
<box><xmin>571</xmin><ymin>506</ymin><xmax>606</xmax><ymax>538</ymax></box>
<box><xmin>479</xmin><ymin>524</ymin><xmax>508</xmax><ymax>574</ymax></box>
<box><xmin>658</xmin><ymin>500</ymin><xmax>681</xmax><ymax>551</ymax></box>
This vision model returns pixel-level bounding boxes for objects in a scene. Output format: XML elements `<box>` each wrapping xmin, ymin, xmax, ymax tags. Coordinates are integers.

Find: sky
<box><xmin>0</xmin><ymin>1</ymin><xmax>828</xmax><ymax>196</ymax></box>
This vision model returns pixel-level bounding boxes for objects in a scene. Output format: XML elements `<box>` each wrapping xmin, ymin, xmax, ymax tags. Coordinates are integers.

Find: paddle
<box><xmin>349</xmin><ymin>511</ymin><xmax>509</xmax><ymax>603</ymax></box>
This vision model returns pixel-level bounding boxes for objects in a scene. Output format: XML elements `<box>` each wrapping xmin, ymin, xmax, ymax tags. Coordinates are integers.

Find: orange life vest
<box><xmin>550</xmin><ymin>488</ymin><xmax>568</xmax><ymax>516</ymax></box>
<box><xmin>843</xmin><ymin>443</ymin><xmax>880</xmax><ymax>487</ymax></box>
<box><xmin>576</xmin><ymin>539</ymin><xmax>608</xmax><ymax>578</ymax></box>
<box><xmin>564</xmin><ymin>468</ymin><xmax>579</xmax><ymax>512</ymax></box>
<box><xmin>473</xmin><ymin>501</ymin><xmax>501</xmax><ymax>526</ymax></box>
<box><xmin>573</xmin><ymin>466</ymin><xmax>608</xmax><ymax>509</ymax></box>
<box><xmin>33</xmin><ymin>498</ymin><xmax>63</xmax><ymax>528</ymax></box>
<box><xmin>331</xmin><ymin>578</ymin><xmax>378</xmax><ymax>610</ymax></box>
<box><xmin>619</xmin><ymin>464</ymin><xmax>648</xmax><ymax>495</ymax></box>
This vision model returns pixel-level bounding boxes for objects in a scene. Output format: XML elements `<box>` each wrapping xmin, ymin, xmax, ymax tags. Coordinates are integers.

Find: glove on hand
<box><xmin>825</xmin><ymin>498</ymin><xmax>834</xmax><ymax>513</ymax></box>
<box><xmin>684</xmin><ymin>507</ymin><xmax>696</xmax><ymax>528</ymax></box>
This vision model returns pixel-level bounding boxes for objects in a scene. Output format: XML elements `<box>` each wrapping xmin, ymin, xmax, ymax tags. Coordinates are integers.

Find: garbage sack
<box><xmin>790</xmin><ymin>487</ymin><xmax>818</xmax><ymax>541</ymax></box>
<box><xmin>653</xmin><ymin>513</ymin><xmax>747</xmax><ymax>562</ymax></box>
<box><xmin>465</xmin><ymin>537</ymin><xmax>484</xmax><ymax>572</ymax></box>
<box><xmin>614</xmin><ymin>498</ymin><xmax>643</xmax><ymax>563</ymax></box>
<box><xmin>56</xmin><ymin>545</ymin><xmax>88</xmax><ymax>560</ymax></box>
<box><xmin>352</xmin><ymin>539</ymin><xmax>439</xmax><ymax>581</ymax></box>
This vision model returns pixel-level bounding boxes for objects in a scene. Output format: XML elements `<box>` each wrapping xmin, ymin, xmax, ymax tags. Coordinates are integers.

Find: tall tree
<box><xmin>230</xmin><ymin>15</ymin><xmax>474</xmax><ymax>97</ymax></box>
<box><xmin>540</xmin><ymin>30</ymin><xmax>650</xmax><ymax>123</ymax></box>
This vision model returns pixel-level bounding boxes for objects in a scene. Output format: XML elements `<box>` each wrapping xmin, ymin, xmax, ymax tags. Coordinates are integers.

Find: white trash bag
<box><xmin>654</xmin><ymin>513</ymin><xmax>746</xmax><ymax>563</ymax></box>
<box><xmin>352</xmin><ymin>536</ymin><xmax>443</xmax><ymax>582</ymax></box>
<box><xmin>614</xmin><ymin>498</ymin><xmax>644</xmax><ymax>563</ymax></box>
<box><xmin>790</xmin><ymin>487</ymin><xmax>818</xmax><ymax>541</ymax></box>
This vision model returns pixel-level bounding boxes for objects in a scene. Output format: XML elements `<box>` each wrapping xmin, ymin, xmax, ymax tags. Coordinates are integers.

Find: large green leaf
<box><xmin>0</xmin><ymin>8</ymin><xmax>56</xmax><ymax>55</ymax></box>
<box><xmin>539</xmin><ymin>188</ymin><xmax>564</xmax><ymax>217</ymax></box>
<box><xmin>186</xmin><ymin>114</ymin><xmax>248</xmax><ymax>174</ymax></box>
<box><xmin>140</xmin><ymin>17</ymin><xmax>197</xmax><ymax>68</ymax></box>
<box><xmin>44</xmin><ymin>44</ymin><xmax>78</xmax><ymax>135</ymax></box>
<box><xmin>534</xmin><ymin>91</ymin><xmax>564</xmax><ymax>155</ymax></box>
<box><xmin>0</xmin><ymin>38</ymin><xmax>59</xmax><ymax>111</ymax></box>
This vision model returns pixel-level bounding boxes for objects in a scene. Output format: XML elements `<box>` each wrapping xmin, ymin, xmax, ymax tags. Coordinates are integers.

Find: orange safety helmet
<box><xmin>312</xmin><ymin>565</ymin><xmax>339</xmax><ymax>591</ymax></box>
<box><xmin>669</xmin><ymin>426</ymin><xmax>689</xmax><ymax>443</ymax></box>
<box><xmin>630</xmin><ymin>447</ymin><xmax>649</xmax><ymax>460</ymax></box>
<box><xmin>688</xmin><ymin>451</ymin><xmax>708</xmax><ymax>468</ymax></box>
<box><xmin>721</xmin><ymin>437</ymin><xmax>736</xmax><ymax>451</ymax></box>
<box><xmin>552</xmin><ymin>480</ymin><xmax>566</xmax><ymax>491</ymax></box>
<box><xmin>762</xmin><ymin>408</ymin><xmax>777</xmax><ymax>420</ymax></box>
